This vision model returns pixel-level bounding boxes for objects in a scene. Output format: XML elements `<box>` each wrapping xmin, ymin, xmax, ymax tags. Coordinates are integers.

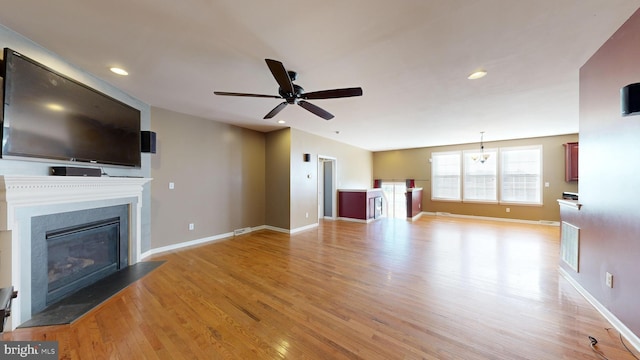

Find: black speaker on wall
<box><xmin>621</xmin><ymin>83</ymin><xmax>640</xmax><ymax>116</ymax></box>
<box><xmin>141</xmin><ymin>131</ymin><xmax>157</xmax><ymax>153</ymax></box>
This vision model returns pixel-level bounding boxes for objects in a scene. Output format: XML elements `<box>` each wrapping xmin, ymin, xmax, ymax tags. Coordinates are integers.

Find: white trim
<box><xmin>259</xmin><ymin>223</ymin><xmax>320</xmax><ymax>234</ymax></box>
<box><xmin>318</xmin><ymin>155</ymin><xmax>338</xmax><ymax>220</ymax></box>
<box><xmin>290</xmin><ymin>223</ymin><xmax>319</xmax><ymax>234</ymax></box>
<box><xmin>141</xmin><ymin>223</ymin><xmax>318</xmax><ymax>258</ymax></box>
<box><xmin>261</xmin><ymin>225</ymin><xmax>291</xmax><ymax>234</ymax></box>
<box><xmin>560</xmin><ymin>268</ymin><xmax>640</xmax><ymax>353</ymax></box>
<box><xmin>337</xmin><ymin>217</ymin><xmax>378</xmax><ymax>224</ymax></box>
<box><xmin>408</xmin><ymin>213</ymin><xmax>423</xmax><ymax>221</ymax></box>
<box><xmin>141</xmin><ymin>232</ymin><xmax>233</xmax><ymax>258</ymax></box>
<box><xmin>421</xmin><ymin>211</ymin><xmax>560</xmax><ymax>226</ymax></box>
<box><xmin>141</xmin><ymin>223</ymin><xmax>309</xmax><ymax>258</ymax></box>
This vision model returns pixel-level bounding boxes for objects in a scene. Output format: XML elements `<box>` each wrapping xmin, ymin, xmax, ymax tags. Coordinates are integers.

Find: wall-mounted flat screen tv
<box><xmin>1</xmin><ymin>48</ymin><xmax>141</xmax><ymax>168</ymax></box>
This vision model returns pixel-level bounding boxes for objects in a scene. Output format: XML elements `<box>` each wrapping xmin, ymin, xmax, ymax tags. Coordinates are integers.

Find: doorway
<box><xmin>318</xmin><ymin>156</ymin><xmax>337</xmax><ymax>220</ymax></box>
<box><xmin>381</xmin><ymin>182</ymin><xmax>407</xmax><ymax>219</ymax></box>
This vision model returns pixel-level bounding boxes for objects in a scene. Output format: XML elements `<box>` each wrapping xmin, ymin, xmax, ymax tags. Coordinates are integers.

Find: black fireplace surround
<box><xmin>31</xmin><ymin>205</ymin><xmax>129</xmax><ymax>315</ymax></box>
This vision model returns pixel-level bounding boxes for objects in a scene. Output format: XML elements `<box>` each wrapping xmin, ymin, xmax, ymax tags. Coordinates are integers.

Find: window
<box><xmin>431</xmin><ymin>151</ymin><xmax>461</xmax><ymax>201</ymax></box>
<box><xmin>431</xmin><ymin>145</ymin><xmax>542</xmax><ymax>205</ymax></box>
<box><xmin>500</xmin><ymin>146</ymin><xmax>542</xmax><ymax>204</ymax></box>
<box><xmin>463</xmin><ymin>149</ymin><xmax>498</xmax><ymax>202</ymax></box>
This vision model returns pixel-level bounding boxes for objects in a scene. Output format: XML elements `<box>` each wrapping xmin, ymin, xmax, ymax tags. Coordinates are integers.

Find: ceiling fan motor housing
<box><xmin>280</xmin><ymin>84</ymin><xmax>305</xmax><ymax>104</ymax></box>
<box><xmin>214</xmin><ymin>58</ymin><xmax>362</xmax><ymax>120</ymax></box>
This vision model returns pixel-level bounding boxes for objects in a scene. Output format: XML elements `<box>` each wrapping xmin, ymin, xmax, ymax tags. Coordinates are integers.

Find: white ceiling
<box><xmin>1</xmin><ymin>1</ymin><xmax>639</xmax><ymax>151</ymax></box>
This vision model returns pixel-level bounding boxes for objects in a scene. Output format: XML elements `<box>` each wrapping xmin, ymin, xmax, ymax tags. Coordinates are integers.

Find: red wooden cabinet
<box><xmin>564</xmin><ymin>142</ymin><xmax>579</xmax><ymax>182</ymax></box>
<box><xmin>338</xmin><ymin>189</ymin><xmax>383</xmax><ymax>221</ymax></box>
<box><xmin>405</xmin><ymin>188</ymin><xmax>422</xmax><ymax>218</ymax></box>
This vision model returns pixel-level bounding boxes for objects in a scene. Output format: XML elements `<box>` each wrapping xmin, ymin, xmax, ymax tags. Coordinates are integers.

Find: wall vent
<box><xmin>560</xmin><ymin>221</ymin><xmax>580</xmax><ymax>272</ymax></box>
<box><xmin>234</xmin><ymin>227</ymin><xmax>252</xmax><ymax>236</ymax></box>
<box><xmin>539</xmin><ymin>220</ymin><xmax>560</xmax><ymax>226</ymax></box>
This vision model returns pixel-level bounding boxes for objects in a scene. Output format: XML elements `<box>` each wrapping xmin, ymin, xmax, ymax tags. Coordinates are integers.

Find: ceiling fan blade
<box><xmin>264</xmin><ymin>102</ymin><xmax>288</xmax><ymax>119</ymax></box>
<box><xmin>302</xmin><ymin>87</ymin><xmax>363</xmax><ymax>100</ymax></box>
<box><xmin>214</xmin><ymin>91</ymin><xmax>281</xmax><ymax>99</ymax></box>
<box><xmin>298</xmin><ymin>100</ymin><xmax>334</xmax><ymax>120</ymax></box>
<box><xmin>265</xmin><ymin>59</ymin><xmax>295</xmax><ymax>95</ymax></box>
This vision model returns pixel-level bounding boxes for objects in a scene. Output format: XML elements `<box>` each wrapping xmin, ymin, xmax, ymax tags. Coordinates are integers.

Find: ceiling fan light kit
<box><xmin>214</xmin><ymin>59</ymin><xmax>363</xmax><ymax>120</ymax></box>
<box><xmin>471</xmin><ymin>131</ymin><xmax>490</xmax><ymax>163</ymax></box>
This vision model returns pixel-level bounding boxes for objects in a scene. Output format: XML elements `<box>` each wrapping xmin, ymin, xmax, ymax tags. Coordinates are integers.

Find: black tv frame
<box><xmin>0</xmin><ymin>48</ymin><xmax>142</xmax><ymax>168</ymax></box>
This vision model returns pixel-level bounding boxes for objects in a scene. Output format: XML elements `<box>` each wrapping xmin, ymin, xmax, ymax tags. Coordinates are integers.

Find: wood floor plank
<box><xmin>3</xmin><ymin>216</ymin><xmax>639</xmax><ymax>359</ymax></box>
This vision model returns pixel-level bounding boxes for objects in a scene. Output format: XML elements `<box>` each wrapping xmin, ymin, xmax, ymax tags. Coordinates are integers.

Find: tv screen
<box><xmin>1</xmin><ymin>48</ymin><xmax>141</xmax><ymax>168</ymax></box>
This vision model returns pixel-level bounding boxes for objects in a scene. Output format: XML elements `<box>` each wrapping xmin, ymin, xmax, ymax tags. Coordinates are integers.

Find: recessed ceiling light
<box><xmin>46</xmin><ymin>103</ymin><xmax>64</xmax><ymax>111</ymax></box>
<box><xmin>468</xmin><ymin>70</ymin><xmax>487</xmax><ymax>80</ymax></box>
<box><xmin>110</xmin><ymin>67</ymin><xmax>128</xmax><ymax>76</ymax></box>
<box><xmin>277</xmin><ymin>120</ymin><xmax>286</xmax><ymax>124</ymax></box>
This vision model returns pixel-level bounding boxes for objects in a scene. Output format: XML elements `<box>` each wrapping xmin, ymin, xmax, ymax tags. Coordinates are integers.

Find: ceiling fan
<box><xmin>214</xmin><ymin>59</ymin><xmax>363</xmax><ymax>120</ymax></box>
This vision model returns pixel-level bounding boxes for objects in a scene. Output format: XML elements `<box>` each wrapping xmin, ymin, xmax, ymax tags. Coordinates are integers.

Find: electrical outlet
<box><xmin>305</xmin><ymin>212</ymin><xmax>309</xmax><ymax>218</ymax></box>
<box><xmin>606</xmin><ymin>272</ymin><xmax>613</xmax><ymax>288</ymax></box>
<box><xmin>169</xmin><ymin>182</ymin><xmax>175</xmax><ymax>190</ymax></box>
<box><xmin>188</xmin><ymin>223</ymin><xmax>194</xmax><ymax>231</ymax></box>
<box><xmin>506</xmin><ymin>208</ymin><xmax>510</xmax><ymax>213</ymax></box>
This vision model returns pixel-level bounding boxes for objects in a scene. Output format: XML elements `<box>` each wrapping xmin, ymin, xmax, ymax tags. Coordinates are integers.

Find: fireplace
<box><xmin>0</xmin><ymin>175</ymin><xmax>151</xmax><ymax>330</ymax></box>
<box><xmin>47</xmin><ymin>217</ymin><xmax>123</xmax><ymax>305</ymax></box>
<box><xmin>31</xmin><ymin>205</ymin><xmax>129</xmax><ymax>314</ymax></box>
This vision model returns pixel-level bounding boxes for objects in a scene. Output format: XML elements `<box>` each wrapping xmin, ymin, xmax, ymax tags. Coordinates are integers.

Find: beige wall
<box><xmin>149</xmin><ymin>117</ymin><xmax>373</xmax><ymax>245</ymax></box>
<box><xmin>373</xmin><ymin>134</ymin><xmax>579</xmax><ymax>222</ymax></box>
<box><xmin>265</xmin><ymin>129</ymin><xmax>291</xmax><ymax>229</ymax></box>
<box><xmin>150</xmin><ymin>107</ymin><xmax>265</xmax><ymax>249</ymax></box>
<box><xmin>289</xmin><ymin>128</ymin><xmax>373</xmax><ymax>229</ymax></box>
<box><xmin>150</xmin><ymin>104</ymin><xmax>575</xmax><ymax>247</ymax></box>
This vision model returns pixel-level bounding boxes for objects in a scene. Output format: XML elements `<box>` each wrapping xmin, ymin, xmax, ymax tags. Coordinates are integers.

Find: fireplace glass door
<box><xmin>46</xmin><ymin>218</ymin><xmax>120</xmax><ymax>305</ymax></box>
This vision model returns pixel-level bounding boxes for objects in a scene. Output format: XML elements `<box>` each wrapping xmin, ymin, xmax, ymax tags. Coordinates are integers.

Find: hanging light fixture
<box><xmin>471</xmin><ymin>131</ymin><xmax>490</xmax><ymax>163</ymax></box>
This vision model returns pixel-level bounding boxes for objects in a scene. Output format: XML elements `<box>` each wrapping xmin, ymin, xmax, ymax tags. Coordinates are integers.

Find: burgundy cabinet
<box><xmin>405</xmin><ymin>188</ymin><xmax>422</xmax><ymax>218</ymax></box>
<box><xmin>564</xmin><ymin>142</ymin><xmax>578</xmax><ymax>182</ymax></box>
<box><xmin>338</xmin><ymin>189</ymin><xmax>383</xmax><ymax>221</ymax></box>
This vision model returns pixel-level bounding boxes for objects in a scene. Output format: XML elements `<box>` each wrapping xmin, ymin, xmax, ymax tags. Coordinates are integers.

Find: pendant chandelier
<box><xmin>471</xmin><ymin>131</ymin><xmax>490</xmax><ymax>163</ymax></box>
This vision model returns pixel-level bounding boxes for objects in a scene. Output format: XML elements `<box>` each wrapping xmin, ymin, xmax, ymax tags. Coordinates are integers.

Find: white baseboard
<box><xmin>336</xmin><ymin>216</ymin><xmax>383</xmax><ymax>223</ymax></box>
<box><xmin>337</xmin><ymin>217</ymin><xmax>367</xmax><ymax>223</ymax></box>
<box><xmin>560</xmin><ymin>268</ymin><xmax>640</xmax><ymax>352</ymax></box>
<box><xmin>258</xmin><ymin>225</ymin><xmax>288</xmax><ymax>233</ymax></box>
<box><xmin>421</xmin><ymin>211</ymin><xmax>560</xmax><ymax>226</ymax></box>
<box><xmin>141</xmin><ymin>231</ymin><xmax>234</xmax><ymax>259</ymax></box>
<box><xmin>141</xmin><ymin>213</ymin><xmax>557</xmax><ymax>260</ymax></box>
<box><xmin>141</xmin><ymin>223</ymin><xmax>322</xmax><ymax>259</ymax></box>
<box><xmin>290</xmin><ymin>223</ymin><xmax>319</xmax><ymax>234</ymax></box>
<box><xmin>409</xmin><ymin>212</ymin><xmax>423</xmax><ymax>221</ymax></box>
<box><xmin>263</xmin><ymin>223</ymin><xmax>319</xmax><ymax>234</ymax></box>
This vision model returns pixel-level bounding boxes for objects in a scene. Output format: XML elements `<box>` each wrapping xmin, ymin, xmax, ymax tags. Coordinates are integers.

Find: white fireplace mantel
<box><xmin>0</xmin><ymin>175</ymin><xmax>151</xmax><ymax>229</ymax></box>
<box><xmin>0</xmin><ymin>175</ymin><xmax>152</xmax><ymax>330</ymax></box>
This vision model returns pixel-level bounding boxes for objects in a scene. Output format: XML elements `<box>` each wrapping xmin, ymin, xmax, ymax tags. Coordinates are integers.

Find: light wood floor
<box><xmin>3</xmin><ymin>216</ymin><xmax>638</xmax><ymax>359</ymax></box>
